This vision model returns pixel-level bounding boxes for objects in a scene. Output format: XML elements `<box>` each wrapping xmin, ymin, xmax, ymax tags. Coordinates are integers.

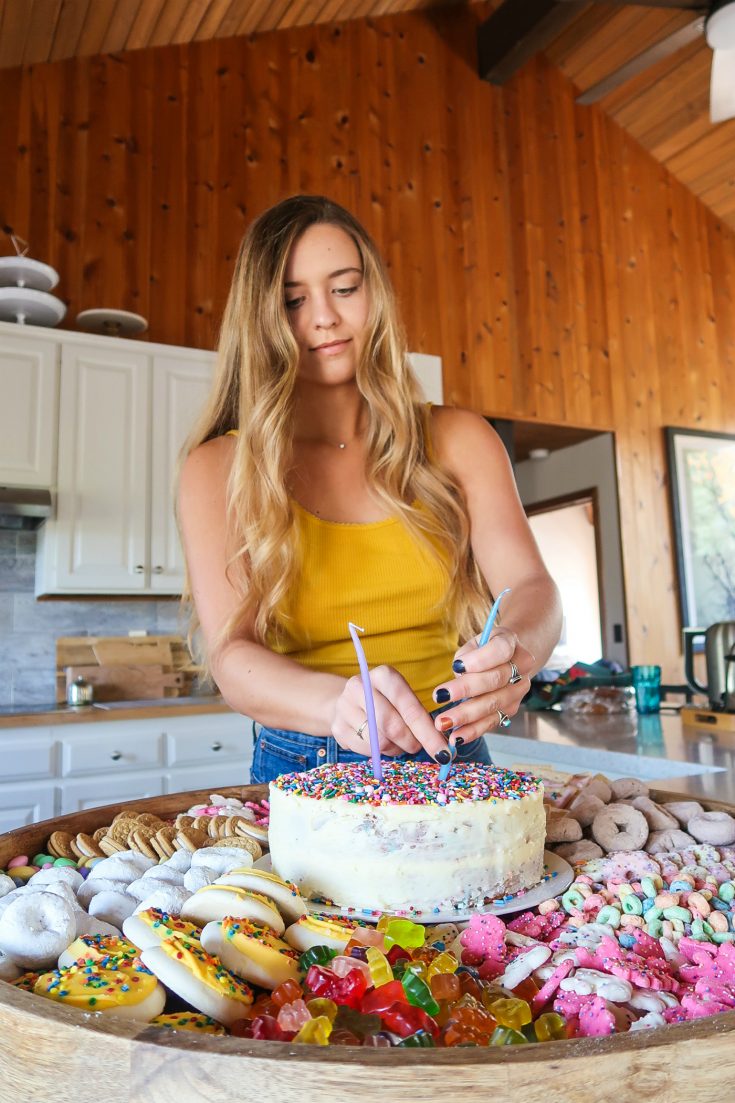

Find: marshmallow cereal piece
<box><xmin>88</xmin><ymin>890</ymin><xmax>138</xmax><ymax>928</ymax></box>
<box><xmin>0</xmin><ymin>892</ymin><xmax>77</xmax><ymax>970</ymax></box>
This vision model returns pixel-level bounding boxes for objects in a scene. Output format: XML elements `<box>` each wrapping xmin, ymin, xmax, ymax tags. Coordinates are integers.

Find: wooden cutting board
<box><xmin>91</xmin><ymin>639</ymin><xmax>174</xmax><ymax>667</ymax></box>
<box><xmin>65</xmin><ymin>664</ymin><xmax>185</xmax><ymax>702</ymax></box>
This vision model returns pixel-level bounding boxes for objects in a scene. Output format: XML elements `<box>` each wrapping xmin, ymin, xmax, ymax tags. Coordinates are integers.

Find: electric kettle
<box><xmin>683</xmin><ymin>622</ymin><xmax>735</xmax><ymax>712</ymax></box>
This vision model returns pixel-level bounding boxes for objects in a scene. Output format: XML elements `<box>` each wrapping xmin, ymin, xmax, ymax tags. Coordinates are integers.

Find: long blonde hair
<box><xmin>181</xmin><ymin>195</ymin><xmax>489</xmax><ymax>664</ymax></box>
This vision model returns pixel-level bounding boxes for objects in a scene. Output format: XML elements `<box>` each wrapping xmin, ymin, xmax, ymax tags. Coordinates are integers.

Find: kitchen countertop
<box><xmin>490</xmin><ymin>706</ymin><xmax>735</xmax><ymax>804</ymax></box>
<box><xmin>0</xmin><ymin>696</ymin><xmax>233</xmax><ymax>728</ymax></box>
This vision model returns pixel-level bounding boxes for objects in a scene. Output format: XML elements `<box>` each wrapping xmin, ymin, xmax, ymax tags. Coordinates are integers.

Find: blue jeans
<box><xmin>250</xmin><ymin>712</ymin><xmax>492</xmax><ymax>784</ymax></box>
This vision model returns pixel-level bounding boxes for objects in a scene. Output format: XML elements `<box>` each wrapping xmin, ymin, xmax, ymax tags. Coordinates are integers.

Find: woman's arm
<box><xmin>430</xmin><ymin>407</ymin><xmax>563</xmax><ymax>741</ymax></box>
<box><xmin>178</xmin><ymin>437</ymin><xmax>449</xmax><ymax>758</ymax></box>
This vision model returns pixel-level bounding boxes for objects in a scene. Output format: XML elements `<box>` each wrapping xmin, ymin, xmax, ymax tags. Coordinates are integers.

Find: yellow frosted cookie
<box><xmin>140</xmin><ymin>936</ymin><xmax>253</xmax><ymax>1028</ymax></box>
<box><xmin>283</xmin><ymin>914</ymin><xmax>361</xmax><ymax>953</ymax></box>
<box><xmin>213</xmin><ymin>868</ymin><xmax>307</xmax><ymax>924</ymax></box>
<box><xmin>123</xmin><ymin>907</ymin><xmax>203</xmax><ymax>952</ymax></box>
<box><xmin>152</xmin><ymin>1012</ymin><xmax>226</xmax><ymax>1035</ymax></box>
<box><xmin>34</xmin><ymin>960</ymin><xmax>165</xmax><ymax>1021</ymax></box>
<box><xmin>201</xmin><ymin>917</ymin><xmax>301</xmax><ymax>990</ymax></box>
<box><xmin>181</xmin><ymin>885</ymin><xmax>284</xmax><ymax>934</ymax></box>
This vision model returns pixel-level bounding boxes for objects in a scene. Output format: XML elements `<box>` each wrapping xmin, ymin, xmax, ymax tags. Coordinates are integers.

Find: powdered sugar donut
<box><xmin>132</xmin><ymin>886</ymin><xmax>190</xmax><ymax>917</ymax></box>
<box><xmin>631</xmin><ymin>797</ymin><xmax>679</xmax><ymax>832</ymax></box>
<box><xmin>86</xmin><ymin>852</ymin><xmax>157</xmax><ymax>884</ymax></box>
<box><xmin>0</xmin><ymin>892</ymin><xmax>77</xmax><ymax>969</ymax></box>
<box><xmin>183</xmin><ymin>867</ymin><xmax>218</xmax><ymax>893</ymax></box>
<box><xmin>0</xmin><ymin>948</ymin><xmax>22</xmax><ymax>981</ymax></box>
<box><xmin>591</xmin><ymin>804</ymin><xmax>648</xmax><ymax>852</ymax></box>
<box><xmin>28</xmin><ymin>866</ymin><xmax>84</xmax><ymax>893</ymax></box>
<box><xmin>140</xmin><ymin>865</ymin><xmax>185</xmax><ymax>888</ymax></box>
<box><xmin>0</xmin><ymin>874</ymin><xmax>16</xmax><ymax>899</ymax></box>
<box><xmin>610</xmin><ymin>778</ymin><xmax>648</xmax><ymax>801</ymax></box>
<box><xmin>126</xmin><ymin>877</ymin><xmax>184</xmax><ymax>903</ymax></box>
<box><xmin>662</xmin><ymin>801</ymin><xmax>704</xmax><ymax>827</ymax></box>
<box><xmin>88</xmin><ymin>890</ymin><xmax>137</xmax><ymax>928</ymax></box>
<box><xmin>646</xmin><ymin>829</ymin><xmax>696</xmax><ymax>854</ymax></box>
<box><xmin>190</xmin><ymin>847</ymin><xmax>255</xmax><ymax>875</ymax></box>
<box><xmin>552</xmin><ymin>840</ymin><xmax>604</xmax><ymax>864</ymax></box>
<box><xmin>688</xmin><ymin>812</ymin><xmax>735</xmax><ymax>847</ymax></box>
<box><xmin>26</xmin><ymin>880</ymin><xmax>83</xmax><ymax>913</ymax></box>
<box><xmin>583</xmin><ymin>776</ymin><xmax>613</xmax><ymax>804</ymax></box>
<box><xmin>546</xmin><ymin>810</ymin><xmax>583</xmax><ymax>844</ymax></box>
<box><xmin>567</xmin><ymin>793</ymin><xmax>605</xmax><ymax>828</ymax></box>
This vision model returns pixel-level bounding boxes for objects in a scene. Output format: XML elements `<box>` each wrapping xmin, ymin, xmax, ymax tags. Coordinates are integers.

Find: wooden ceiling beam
<box><xmin>477</xmin><ymin>0</ymin><xmax>588</xmax><ymax>86</ymax></box>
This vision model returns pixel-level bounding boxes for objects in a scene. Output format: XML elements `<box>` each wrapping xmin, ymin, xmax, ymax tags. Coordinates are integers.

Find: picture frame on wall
<box><xmin>665</xmin><ymin>427</ymin><xmax>735</xmax><ymax>629</ymax></box>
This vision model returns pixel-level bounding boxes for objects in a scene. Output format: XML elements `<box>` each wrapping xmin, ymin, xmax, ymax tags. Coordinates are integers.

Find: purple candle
<box><xmin>348</xmin><ymin>622</ymin><xmax>383</xmax><ymax>783</ymax></box>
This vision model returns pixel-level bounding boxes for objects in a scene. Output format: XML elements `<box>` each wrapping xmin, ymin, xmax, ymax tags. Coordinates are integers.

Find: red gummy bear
<box><xmin>361</xmin><ymin>980</ymin><xmax>408</xmax><ymax>1015</ymax></box>
<box><xmin>306</xmin><ymin>965</ymin><xmax>368</xmax><ymax>1009</ymax></box>
<box><xmin>250</xmin><ymin>1014</ymin><xmax>295</xmax><ymax>1041</ymax></box>
<box><xmin>381</xmin><ymin>1001</ymin><xmax>440</xmax><ymax>1039</ymax></box>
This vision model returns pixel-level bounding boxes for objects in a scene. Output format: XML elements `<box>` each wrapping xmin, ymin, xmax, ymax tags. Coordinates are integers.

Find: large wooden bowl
<box><xmin>1</xmin><ymin>785</ymin><xmax>733</xmax><ymax>1103</ymax></box>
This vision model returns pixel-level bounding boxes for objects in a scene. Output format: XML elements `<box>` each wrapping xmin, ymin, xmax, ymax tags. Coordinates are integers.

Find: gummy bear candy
<box><xmin>427</xmin><ymin>951</ymin><xmax>458</xmax><ymax>979</ymax></box>
<box><xmin>333</xmin><ymin>1005</ymin><xmax>382</xmax><ymax>1038</ymax></box>
<box><xmin>366</xmin><ymin>946</ymin><xmax>393</xmax><ymax>988</ymax></box>
<box><xmin>402</xmin><ymin>970</ymin><xmax>440</xmax><ymax>1016</ymax></box>
<box><xmin>272</xmin><ymin>979</ymin><xmax>303</xmax><ymax>1008</ymax></box>
<box><xmin>490</xmin><ymin>1026</ymin><xmax>528</xmax><ymax>1045</ymax></box>
<box><xmin>294</xmin><ymin>1015</ymin><xmax>332</xmax><ymax>1045</ymax></box>
<box><xmin>362</xmin><ymin>980</ymin><xmax>409</xmax><ymax>1015</ymax></box>
<box><xmin>491</xmin><ymin>997</ymin><xmax>532</xmax><ymax>1030</ymax></box>
<box><xmin>306</xmin><ymin>965</ymin><xmax>368</xmax><ymax>1009</ymax></box>
<box><xmin>381</xmin><ymin>1001</ymin><xmax>439</xmax><ymax>1039</ymax></box>
<box><xmin>299</xmin><ymin>945</ymin><xmax>336</xmax><ymax>971</ymax></box>
<box><xmin>251</xmin><ymin>1015</ymin><xmax>293</xmax><ymax>1041</ymax></box>
<box><xmin>397</xmin><ymin>1030</ymin><xmax>435</xmax><ymax>1047</ymax></box>
<box><xmin>306</xmin><ymin>997</ymin><xmax>338</xmax><ymax>1022</ymax></box>
<box><xmin>378</xmin><ymin>916</ymin><xmax>426</xmax><ymax>950</ymax></box>
<box><xmin>276</xmin><ymin>999</ymin><xmax>311</xmax><ymax>1032</ymax></box>
<box><xmin>430</xmin><ymin>972</ymin><xmax>460</xmax><ymax>1002</ymax></box>
<box><xmin>531</xmin><ymin>1012</ymin><xmax>568</xmax><ymax>1042</ymax></box>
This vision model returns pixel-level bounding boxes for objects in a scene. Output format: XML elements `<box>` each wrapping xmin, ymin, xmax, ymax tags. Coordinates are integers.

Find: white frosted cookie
<box><xmin>181</xmin><ymin>885</ymin><xmax>284</xmax><ymax>934</ymax></box>
<box><xmin>213</xmin><ymin>868</ymin><xmax>307</xmax><ymax>923</ymax></box>
<box><xmin>201</xmin><ymin>917</ymin><xmax>301</xmax><ymax>990</ymax></box>
<box><xmin>140</xmin><ymin>938</ymin><xmax>253</xmax><ymax>1027</ymax></box>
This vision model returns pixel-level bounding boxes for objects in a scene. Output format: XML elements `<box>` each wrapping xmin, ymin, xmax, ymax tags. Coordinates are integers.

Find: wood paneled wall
<box><xmin>1</xmin><ymin>5</ymin><xmax>733</xmax><ymax>681</ymax></box>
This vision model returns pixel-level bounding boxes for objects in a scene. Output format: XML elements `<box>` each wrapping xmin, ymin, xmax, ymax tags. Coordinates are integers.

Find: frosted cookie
<box><xmin>123</xmin><ymin>907</ymin><xmax>203</xmax><ymax>952</ymax></box>
<box><xmin>213</xmin><ymin>868</ymin><xmax>308</xmax><ymax>923</ymax></box>
<box><xmin>283</xmin><ymin>914</ymin><xmax>362</xmax><ymax>953</ymax></box>
<box><xmin>181</xmin><ymin>885</ymin><xmax>284</xmax><ymax>934</ymax></box>
<box><xmin>201</xmin><ymin>917</ymin><xmax>301</xmax><ymax>990</ymax></box>
<box><xmin>34</xmin><ymin>960</ymin><xmax>165</xmax><ymax>1020</ymax></box>
<box><xmin>151</xmin><ymin>1012</ymin><xmax>226</xmax><ymax>1035</ymax></box>
<box><xmin>58</xmin><ymin>932</ymin><xmax>140</xmax><ymax>970</ymax></box>
<box><xmin>140</xmin><ymin>937</ymin><xmax>253</xmax><ymax>1027</ymax></box>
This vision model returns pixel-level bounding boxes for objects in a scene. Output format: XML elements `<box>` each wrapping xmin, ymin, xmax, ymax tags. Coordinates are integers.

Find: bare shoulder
<box><xmin>179</xmin><ymin>435</ymin><xmax>236</xmax><ymax>497</ymax></box>
<box><xmin>428</xmin><ymin>406</ymin><xmax>509</xmax><ymax>480</ymax></box>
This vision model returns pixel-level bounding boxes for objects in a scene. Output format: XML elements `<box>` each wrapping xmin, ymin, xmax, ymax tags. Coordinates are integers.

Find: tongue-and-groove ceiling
<box><xmin>1</xmin><ymin>0</ymin><xmax>733</xmax><ymax>230</ymax></box>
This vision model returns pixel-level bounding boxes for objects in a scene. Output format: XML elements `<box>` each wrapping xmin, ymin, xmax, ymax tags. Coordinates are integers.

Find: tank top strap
<box><xmin>421</xmin><ymin>401</ymin><xmax>435</xmax><ymax>463</ymax></box>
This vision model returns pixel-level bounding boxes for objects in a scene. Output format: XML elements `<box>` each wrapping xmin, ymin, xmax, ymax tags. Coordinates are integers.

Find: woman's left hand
<box><xmin>431</xmin><ymin>627</ymin><xmax>535</xmax><ymax>744</ymax></box>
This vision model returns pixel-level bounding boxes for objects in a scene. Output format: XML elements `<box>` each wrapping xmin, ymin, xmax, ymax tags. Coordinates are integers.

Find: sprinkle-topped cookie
<box><xmin>272</xmin><ymin>760</ymin><xmax>542</xmax><ymax>806</ymax></box>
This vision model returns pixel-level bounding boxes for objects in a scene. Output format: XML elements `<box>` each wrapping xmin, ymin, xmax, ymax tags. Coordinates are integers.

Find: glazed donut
<box><xmin>58</xmin><ymin>932</ymin><xmax>140</xmax><ymax>969</ymax></box>
<box><xmin>34</xmin><ymin>961</ymin><xmax>165</xmax><ymax>1020</ymax></box>
<box><xmin>591</xmin><ymin>803</ymin><xmax>649</xmax><ymax>852</ymax></box>
<box><xmin>0</xmin><ymin>948</ymin><xmax>22</xmax><ymax>981</ymax></box>
<box><xmin>610</xmin><ymin>778</ymin><xmax>649</xmax><ymax>801</ymax></box>
<box><xmin>190</xmin><ymin>846</ymin><xmax>256</xmax><ymax>875</ymax></box>
<box><xmin>132</xmin><ymin>886</ymin><xmax>191</xmax><ymax>917</ymax></box>
<box><xmin>88</xmin><ymin>890</ymin><xmax>138</xmax><ymax>928</ymax></box>
<box><xmin>0</xmin><ymin>874</ymin><xmax>16</xmax><ymax>899</ymax></box>
<box><xmin>662</xmin><ymin>801</ymin><xmax>704</xmax><ymax>828</ymax></box>
<box><xmin>552</xmin><ymin>840</ymin><xmax>604</xmax><ymax>864</ymax></box>
<box><xmin>181</xmin><ymin>885</ymin><xmax>284</xmax><ymax>933</ymax></box>
<box><xmin>140</xmin><ymin>937</ymin><xmax>253</xmax><ymax>1027</ymax></box>
<box><xmin>214</xmin><ymin>869</ymin><xmax>308</xmax><ymax>924</ymax></box>
<box><xmin>688</xmin><ymin>811</ymin><xmax>735</xmax><ymax>846</ymax></box>
<box><xmin>283</xmin><ymin>914</ymin><xmax>361</xmax><ymax>953</ymax></box>
<box><xmin>646</xmin><ymin>829</ymin><xmax>696</xmax><ymax>854</ymax></box>
<box><xmin>123</xmin><ymin>907</ymin><xmax>203</xmax><ymax>952</ymax></box>
<box><xmin>201</xmin><ymin>918</ymin><xmax>301</xmax><ymax>990</ymax></box>
<box><xmin>0</xmin><ymin>892</ymin><xmax>77</xmax><ymax>969</ymax></box>
<box><xmin>545</xmin><ymin>810</ymin><xmax>583</xmax><ymax>844</ymax></box>
<box><xmin>28</xmin><ymin>866</ymin><xmax>84</xmax><ymax>893</ymax></box>
<box><xmin>567</xmin><ymin>794</ymin><xmax>605</xmax><ymax>828</ymax></box>
<box><xmin>631</xmin><ymin>796</ymin><xmax>679</xmax><ymax>832</ymax></box>
<box><xmin>151</xmin><ymin>1012</ymin><xmax>225</xmax><ymax>1034</ymax></box>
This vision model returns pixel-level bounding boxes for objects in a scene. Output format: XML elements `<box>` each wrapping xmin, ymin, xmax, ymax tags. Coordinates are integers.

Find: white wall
<box><xmin>515</xmin><ymin>433</ymin><xmax>628</xmax><ymax>667</ymax></box>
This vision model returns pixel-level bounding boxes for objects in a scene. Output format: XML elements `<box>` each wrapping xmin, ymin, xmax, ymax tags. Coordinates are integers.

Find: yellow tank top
<box><xmin>225</xmin><ymin>432</ymin><xmax>457</xmax><ymax>709</ymax></box>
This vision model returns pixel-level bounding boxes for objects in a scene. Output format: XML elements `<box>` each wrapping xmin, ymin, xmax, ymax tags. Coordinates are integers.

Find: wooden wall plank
<box><xmin>100</xmin><ymin>0</ymin><xmax>145</xmax><ymax>54</ymax></box>
<box><xmin>75</xmin><ymin>0</ymin><xmax>119</xmax><ymax>59</ymax></box>
<box><xmin>1</xmin><ymin>6</ymin><xmax>734</xmax><ymax>681</ymax></box>
<box><xmin>22</xmin><ymin>0</ymin><xmax>63</xmax><ymax>65</ymax></box>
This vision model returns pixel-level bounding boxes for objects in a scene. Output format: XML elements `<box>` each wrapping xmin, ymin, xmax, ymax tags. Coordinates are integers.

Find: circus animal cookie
<box><xmin>284</xmin><ymin>915</ymin><xmax>362</xmax><ymax>953</ymax></box>
<box><xmin>140</xmin><ymin>936</ymin><xmax>253</xmax><ymax>1027</ymax></box>
<box><xmin>34</xmin><ymin>960</ymin><xmax>165</xmax><ymax>1020</ymax></box>
<box><xmin>123</xmin><ymin>908</ymin><xmax>203</xmax><ymax>952</ymax></box>
<box><xmin>591</xmin><ymin>804</ymin><xmax>648</xmax><ymax>852</ymax></box>
<box><xmin>201</xmin><ymin>917</ymin><xmax>301</xmax><ymax>990</ymax></box>
<box><xmin>0</xmin><ymin>892</ymin><xmax>77</xmax><ymax>970</ymax></box>
<box><xmin>181</xmin><ymin>885</ymin><xmax>284</xmax><ymax>934</ymax></box>
<box><xmin>269</xmin><ymin>760</ymin><xmax>545</xmax><ymax>912</ymax></box>
<box><xmin>152</xmin><ymin>1012</ymin><xmax>226</xmax><ymax>1035</ymax></box>
<box><xmin>213</xmin><ymin>868</ymin><xmax>308</xmax><ymax>923</ymax></box>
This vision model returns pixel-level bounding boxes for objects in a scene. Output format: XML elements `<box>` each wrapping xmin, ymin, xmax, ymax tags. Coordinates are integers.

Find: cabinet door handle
<box><xmin>211</xmin><ymin>741</ymin><xmax>223</xmax><ymax>752</ymax></box>
<box><xmin>152</xmin><ymin>566</ymin><xmax>164</xmax><ymax>574</ymax></box>
<box><xmin>110</xmin><ymin>751</ymin><xmax>123</xmax><ymax>761</ymax></box>
<box><xmin>134</xmin><ymin>565</ymin><xmax>145</xmax><ymax>574</ymax></box>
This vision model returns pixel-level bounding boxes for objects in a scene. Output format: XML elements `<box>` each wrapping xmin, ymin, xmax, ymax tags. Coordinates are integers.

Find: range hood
<box><xmin>0</xmin><ymin>486</ymin><xmax>54</xmax><ymax>530</ymax></box>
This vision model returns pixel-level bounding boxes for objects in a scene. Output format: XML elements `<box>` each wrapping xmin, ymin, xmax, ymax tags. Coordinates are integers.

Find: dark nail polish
<box><xmin>455</xmin><ymin>736</ymin><xmax>465</xmax><ymax>746</ymax></box>
<box><xmin>433</xmin><ymin>687</ymin><xmax>451</xmax><ymax>704</ymax></box>
<box><xmin>435</xmin><ymin>749</ymin><xmax>451</xmax><ymax>764</ymax></box>
<box><xmin>452</xmin><ymin>659</ymin><xmax>465</xmax><ymax>675</ymax></box>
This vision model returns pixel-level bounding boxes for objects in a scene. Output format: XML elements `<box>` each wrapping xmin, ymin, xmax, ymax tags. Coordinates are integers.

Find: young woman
<box><xmin>178</xmin><ymin>195</ymin><xmax>562</xmax><ymax>784</ymax></box>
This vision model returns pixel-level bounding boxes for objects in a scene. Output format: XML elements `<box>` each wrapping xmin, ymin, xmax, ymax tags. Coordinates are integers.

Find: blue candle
<box><xmin>348</xmin><ymin>622</ymin><xmax>383</xmax><ymax>782</ymax></box>
<box><xmin>478</xmin><ymin>588</ymin><xmax>511</xmax><ymax>647</ymax></box>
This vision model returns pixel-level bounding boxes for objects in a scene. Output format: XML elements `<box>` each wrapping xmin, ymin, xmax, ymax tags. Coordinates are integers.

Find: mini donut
<box><xmin>582</xmin><ymin>775</ymin><xmax>613</xmax><ymax>804</ymax></box>
<box><xmin>610</xmin><ymin>778</ymin><xmax>649</xmax><ymax>801</ymax></box>
<box><xmin>73</xmin><ymin>913</ymin><xmax>122</xmax><ymax>941</ymax></box>
<box><xmin>662</xmin><ymin>801</ymin><xmax>704</xmax><ymax>828</ymax></box>
<box><xmin>645</xmin><ymin>829</ymin><xmax>696</xmax><ymax>854</ymax></box>
<box><xmin>140</xmin><ymin>865</ymin><xmax>186</xmax><ymax>888</ymax></box>
<box><xmin>88</xmin><ymin>890</ymin><xmax>138</xmax><ymax>928</ymax></box>
<box><xmin>214</xmin><ymin>868</ymin><xmax>308</xmax><ymax>924</ymax></box>
<box><xmin>161</xmin><ymin>849</ymin><xmax>192</xmax><ymax>873</ymax></box>
<box><xmin>591</xmin><ymin>803</ymin><xmax>648</xmax><ymax>852</ymax></box>
<box><xmin>184</xmin><ymin>867</ymin><xmax>218</xmax><ymax>893</ymax></box>
<box><xmin>140</xmin><ymin>937</ymin><xmax>253</xmax><ymax>1027</ymax></box>
<box><xmin>26</xmin><ymin>880</ymin><xmax>84</xmax><ymax>914</ymax></box>
<box><xmin>567</xmin><ymin>793</ymin><xmax>605</xmax><ymax>828</ymax></box>
<box><xmin>688</xmin><ymin>811</ymin><xmax>735</xmax><ymax>847</ymax></box>
<box><xmin>545</xmin><ymin>810</ymin><xmax>583</xmax><ymax>844</ymax></box>
<box><xmin>0</xmin><ymin>874</ymin><xmax>17</xmax><ymax>900</ymax></box>
<box><xmin>0</xmin><ymin>891</ymin><xmax>21</xmax><ymax>919</ymax></box>
<box><xmin>126</xmin><ymin>877</ymin><xmax>185</xmax><ymax>903</ymax></box>
<box><xmin>631</xmin><ymin>796</ymin><xmax>679</xmax><ymax>832</ymax></box>
<box><xmin>132</xmin><ymin>886</ymin><xmax>191</xmax><ymax>917</ymax></box>
<box><xmin>283</xmin><ymin>914</ymin><xmax>361</xmax><ymax>953</ymax></box>
<box><xmin>201</xmin><ymin>918</ymin><xmax>301</xmax><ymax>990</ymax></box>
<box><xmin>58</xmin><ymin>932</ymin><xmax>140</xmax><ymax>969</ymax></box>
<box><xmin>78</xmin><ymin>877</ymin><xmax>131</xmax><ymax>910</ymax></box>
<box><xmin>0</xmin><ymin>892</ymin><xmax>78</xmax><ymax>970</ymax></box>
<box><xmin>0</xmin><ymin>948</ymin><xmax>22</xmax><ymax>981</ymax></box>
<box><xmin>552</xmin><ymin>840</ymin><xmax>604</xmax><ymax>864</ymax></box>
<box><xmin>180</xmin><ymin>885</ymin><xmax>284</xmax><ymax>933</ymax></box>
<box><xmin>123</xmin><ymin>907</ymin><xmax>203</xmax><ymax>952</ymax></box>
<box><xmin>28</xmin><ymin>866</ymin><xmax>84</xmax><ymax>893</ymax></box>
<box><xmin>190</xmin><ymin>847</ymin><xmax>256</xmax><ymax>874</ymax></box>
<box><xmin>86</xmin><ymin>852</ymin><xmax>157</xmax><ymax>884</ymax></box>
<box><xmin>151</xmin><ymin>1012</ymin><xmax>226</xmax><ymax>1034</ymax></box>
<box><xmin>34</xmin><ymin>960</ymin><xmax>165</xmax><ymax>1020</ymax></box>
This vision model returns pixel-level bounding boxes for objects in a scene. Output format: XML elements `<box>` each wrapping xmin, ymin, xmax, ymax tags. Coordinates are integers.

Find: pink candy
<box><xmin>7</xmin><ymin>856</ymin><xmax>29</xmax><ymax>869</ymax></box>
<box><xmin>459</xmin><ymin>913</ymin><xmax>506</xmax><ymax>960</ymax></box>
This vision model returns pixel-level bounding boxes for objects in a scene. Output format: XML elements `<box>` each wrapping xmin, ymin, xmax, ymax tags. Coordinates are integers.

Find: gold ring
<box><xmin>497</xmin><ymin>709</ymin><xmax>511</xmax><ymax>728</ymax></box>
<box><xmin>508</xmin><ymin>660</ymin><xmax>523</xmax><ymax>686</ymax></box>
<box><xmin>355</xmin><ymin>720</ymin><xmax>368</xmax><ymax>740</ymax></box>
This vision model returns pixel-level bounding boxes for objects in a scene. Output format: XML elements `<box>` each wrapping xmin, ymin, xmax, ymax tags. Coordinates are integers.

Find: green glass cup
<box><xmin>631</xmin><ymin>664</ymin><xmax>661</xmax><ymax>714</ymax></box>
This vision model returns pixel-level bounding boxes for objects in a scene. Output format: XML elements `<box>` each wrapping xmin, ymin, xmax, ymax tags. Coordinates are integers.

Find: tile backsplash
<box><xmin>0</xmin><ymin>530</ymin><xmax>187</xmax><ymax>705</ymax></box>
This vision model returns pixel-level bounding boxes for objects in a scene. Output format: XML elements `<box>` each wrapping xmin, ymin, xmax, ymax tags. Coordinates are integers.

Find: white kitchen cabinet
<box><xmin>34</xmin><ymin>330</ymin><xmax>214</xmax><ymax>595</ymax></box>
<box><xmin>0</xmin><ymin>783</ymin><xmax>56</xmax><ymax>833</ymax></box>
<box><xmin>58</xmin><ymin>772</ymin><xmax>169</xmax><ymax>815</ymax></box>
<box><xmin>0</xmin><ymin>326</ymin><xmax>59</xmax><ymax>487</ymax></box>
<box><xmin>59</xmin><ymin>725</ymin><xmax>166</xmax><ymax>777</ymax></box>
<box><xmin>0</xmin><ymin>728</ymin><xmax>56</xmax><ymax>782</ymax></box>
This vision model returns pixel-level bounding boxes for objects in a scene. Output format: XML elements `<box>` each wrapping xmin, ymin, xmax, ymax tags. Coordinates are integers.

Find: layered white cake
<box><xmin>268</xmin><ymin>760</ymin><xmax>545</xmax><ymax>913</ymax></box>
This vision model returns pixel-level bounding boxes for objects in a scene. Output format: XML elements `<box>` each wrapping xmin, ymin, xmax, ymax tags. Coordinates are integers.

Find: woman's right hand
<box><xmin>331</xmin><ymin>666</ymin><xmax>451</xmax><ymax>760</ymax></box>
